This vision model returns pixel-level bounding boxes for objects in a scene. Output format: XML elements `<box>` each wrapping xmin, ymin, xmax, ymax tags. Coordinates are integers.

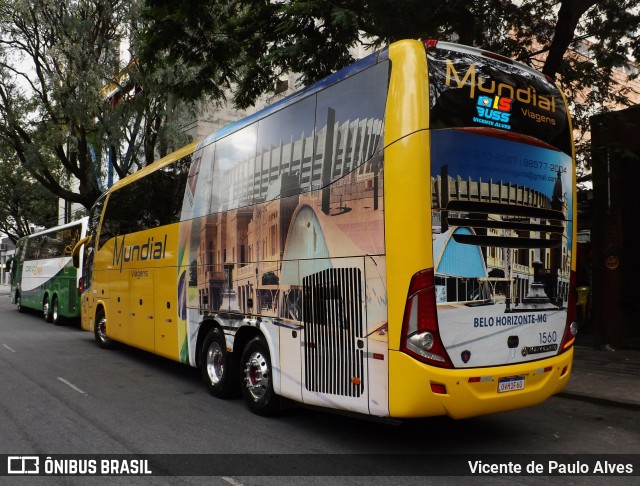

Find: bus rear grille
<box><xmin>302</xmin><ymin>267</ymin><xmax>364</xmax><ymax>397</ymax></box>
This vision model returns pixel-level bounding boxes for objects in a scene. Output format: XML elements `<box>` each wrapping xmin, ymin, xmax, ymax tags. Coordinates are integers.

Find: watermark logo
<box><xmin>7</xmin><ymin>456</ymin><xmax>39</xmax><ymax>474</ymax></box>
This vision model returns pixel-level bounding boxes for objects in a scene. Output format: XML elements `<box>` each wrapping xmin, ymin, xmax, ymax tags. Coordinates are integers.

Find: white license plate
<box><xmin>498</xmin><ymin>376</ymin><xmax>525</xmax><ymax>393</ymax></box>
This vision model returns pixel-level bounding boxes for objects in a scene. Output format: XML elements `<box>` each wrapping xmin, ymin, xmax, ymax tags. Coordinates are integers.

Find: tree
<box><xmin>140</xmin><ymin>0</ymin><xmax>640</xmax><ymax>176</ymax></box>
<box><xmin>0</xmin><ymin>145</ymin><xmax>58</xmax><ymax>243</ymax></box>
<box><xmin>0</xmin><ymin>0</ymin><xmax>195</xmax><ymax>213</ymax></box>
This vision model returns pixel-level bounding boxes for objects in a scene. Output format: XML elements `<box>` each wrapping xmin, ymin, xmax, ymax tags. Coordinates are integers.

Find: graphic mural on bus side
<box><xmin>176</xmin><ymin>61</ymin><xmax>390</xmax><ymax>376</ymax></box>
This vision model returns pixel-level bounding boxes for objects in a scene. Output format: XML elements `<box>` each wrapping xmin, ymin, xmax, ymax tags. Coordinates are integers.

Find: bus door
<box><xmin>10</xmin><ymin>239</ymin><xmax>26</xmax><ymax>300</ymax></box>
<box><xmin>277</xmin><ymin>283</ymin><xmax>303</xmax><ymax>402</ymax></box>
<box><xmin>300</xmin><ymin>263</ymin><xmax>369</xmax><ymax>414</ymax></box>
<box><xmin>128</xmin><ymin>268</ymin><xmax>155</xmax><ymax>353</ymax></box>
<box><xmin>154</xmin><ymin>266</ymin><xmax>179</xmax><ymax>360</ymax></box>
<box><xmin>109</xmin><ymin>267</ymin><xmax>129</xmax><ymax>342</ymax></box>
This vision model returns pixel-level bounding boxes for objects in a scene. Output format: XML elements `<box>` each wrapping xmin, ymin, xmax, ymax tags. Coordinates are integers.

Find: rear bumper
<box><xmin>388</xmin><ymin>347</ymin><xmax>573</xmax><ymax>419</ymax></box>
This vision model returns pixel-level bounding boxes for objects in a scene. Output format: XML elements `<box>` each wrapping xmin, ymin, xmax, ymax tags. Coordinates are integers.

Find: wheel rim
<box><xmin>43</xmin><ymin>301</ymin><xmax>49</xmax><ymax>319</ymax></box>
<box><xmin>97</xmin><ymin>316</ymin><xmax>108</xmax><ymax>343</ymax></box>
<box><xmin>52</xmin><ymin>300</ymin><xmax>58</xmax><ymax>322</ymax></box>
<box><xmin>244</xmin><ymin>351</ymin><xmax>269</xmax><ymax>400</ymax></box>
<box><xmin>205</xmin><ymin>341</ymin><xmax>225</xmax><ymax>385</ymax></box>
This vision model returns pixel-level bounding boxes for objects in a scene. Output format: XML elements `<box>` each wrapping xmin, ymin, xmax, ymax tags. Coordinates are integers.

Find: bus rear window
<box><xmin>427</xmin><ymin>44</ymin><xmax>572</xmax><ymax>156</ymax></box>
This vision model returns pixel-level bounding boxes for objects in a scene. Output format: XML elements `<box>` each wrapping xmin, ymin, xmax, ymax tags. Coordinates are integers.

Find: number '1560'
<box><xmin>539</xmin><ymin>331</ymin><xmax>557</xmax><ymax>344</ymax></box>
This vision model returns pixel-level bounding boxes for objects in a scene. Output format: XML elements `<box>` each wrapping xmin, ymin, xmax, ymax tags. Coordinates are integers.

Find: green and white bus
<box><xmin>11</xmin><ymin>217</ymin><xmax>88</xmax><ymax>325</ymax></box>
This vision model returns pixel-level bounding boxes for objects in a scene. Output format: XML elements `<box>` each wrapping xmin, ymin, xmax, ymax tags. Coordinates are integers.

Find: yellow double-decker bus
<box><xmin>74</xmin><ymin>39</ymin><xmax>577</xmax><ymax>419</ymax></box>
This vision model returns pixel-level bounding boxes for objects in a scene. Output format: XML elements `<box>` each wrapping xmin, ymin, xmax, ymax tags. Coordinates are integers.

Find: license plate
<box><xmin>498</xmin><ymin>376</ymin><xmax>525</xmax><ymax>393</ymax></box>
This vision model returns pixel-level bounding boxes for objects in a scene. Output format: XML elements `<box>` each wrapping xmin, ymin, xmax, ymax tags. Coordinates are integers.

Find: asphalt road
<box><xmin>0</xmin><ymin>290</ymin><xmax>638</xmax><ymax>485</ymax></box>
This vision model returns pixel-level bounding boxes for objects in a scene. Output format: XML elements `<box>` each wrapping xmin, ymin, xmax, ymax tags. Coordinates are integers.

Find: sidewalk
<box><xmin>1</xmin><ymin>283</ymin><xmax>638</xmax><ymax>410</ymax></box>
<box><xmin>560</xmin><ymin>343</ymin><xmax>640</xmax><ymax>410</ymax></box>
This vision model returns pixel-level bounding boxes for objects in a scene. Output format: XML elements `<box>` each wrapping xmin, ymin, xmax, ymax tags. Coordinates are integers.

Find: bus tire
<box><xmin>201</xmin><ymin>328</ymin><xmax>238</xmax><ymax>398</ymax></box>
<box><xmin>44</xmin><ymin>296</ymin><xmax>53</xmax><ymax>323</ymax></box>
<box><xmin>51</xmin><ymin>297</ymin><xmax>62</xmax><ymax>326</ymax></box>
<box><xmin>95</xmin><ymin>309</ymin><xmax>114</xmax><ymax>349</ymax></box>
<box><xmin>240</xmin><ymin>336</ymin><xmax>280</xmax><ymax>416</ymax></box>
<box><xmin>16</xmin><ymin>293</ymin><xmax>24</xmax><ymax>313</ymax></box>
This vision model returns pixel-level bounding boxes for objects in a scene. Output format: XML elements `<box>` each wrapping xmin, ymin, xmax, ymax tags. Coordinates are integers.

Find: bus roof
<box><xmin>108</xmin><ymin>140</ymin><xmax>200</xmax><ymax>192</ymax></box>
<box><xmin>198</xmin><ymin>48</ymin><xmax>389</xmax><ymax>149</ymax></box>
<box><xmin>434</xmin><ymin>40</ymin><xmax>553</xmax><ymax>84</ymax></box>
<box><xmin>105</xmin><ymin>47</ymin><xmax>389</xmax><ymax>198</ymax></box>
<box><xmin>21</xmin><ymin>217</ymin><xmax>88</xmax><ymax>240</ymax></box>
<box><xmin>105</xmin><ymin>38</ymin><xmax>563</xmax><ymax>199</ymax></box>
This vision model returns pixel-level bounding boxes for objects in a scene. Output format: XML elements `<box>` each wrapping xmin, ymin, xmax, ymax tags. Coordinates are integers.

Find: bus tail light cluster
<box><xmin>78</xmin><ymin>277</ymin><xmax>85</xmax><ymax>294</ymax></box>
<box><xmin>559</xmin><ymin>270</ymin><xmax>579</xmax><ymax>353</ymax></box>
<box><xmin>400</xmin><ymin>268</ymin><xmax>453</xmax><ymax>368</ymax></box>
<box><xmin>424</xmin><ymin>39</ymin><xmax>438</xmax><ymax>49</ymax></box>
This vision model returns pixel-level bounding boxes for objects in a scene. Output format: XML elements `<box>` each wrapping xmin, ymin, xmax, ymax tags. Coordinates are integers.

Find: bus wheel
<box><xmin>240</xmin><ymin>336</ymin><xmax>280</xmax><ymax>416</ymax></box>
<box><xmin>51</xmin><ymin>297</ymin><xmax>61</xmax><ymax>326</ymax></box>
<box><xmin>44</xmin><ymin>297</ymin><xmax>53</xmax><ymax>323</ymax></box>
<box><xmin>95</xmin><ymin>310</ymin><xmax>113</xmax><ymax>349</ymax></box>
<box><xmin>16</xmin><ymin>293</ymin><xmax>24</xmax><ymax>313</ymax></box>
<box><xmin>201</xmin><ymin>328</ymin><xmax>238</xmax><ymax>398</ymax></box>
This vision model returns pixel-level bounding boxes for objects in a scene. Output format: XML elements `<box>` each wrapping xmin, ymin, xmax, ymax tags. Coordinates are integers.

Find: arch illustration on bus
<box><xmin>11</xmin><ymin>217</ymin><xmax>88</xmax><ymax>325</ymax></box>
<box><xmin>72</xmin><ymin>39</ymin><xmax>577</xmax><ymax>419</ymax></box>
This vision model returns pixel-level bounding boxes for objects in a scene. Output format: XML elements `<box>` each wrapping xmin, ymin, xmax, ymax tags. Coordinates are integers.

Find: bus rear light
<box><xmin>409</xmin><ymin>330</ymin><xmax>434</xmax><ymax>352</ymax></box>
<box><xmin>78</xmin><ymin>277</ymin><xmax>84</xmax><ymax>293</ymax></box>
<box><xmin>424</xmin><ymin>39</ymin><xmax>438</xmax><ymax>49</ymax></box>
<box><xmin>468</xmin><ymin>376</ymin><xmax>492</xmax><ymax>383</ymax></box>
<box><xmin>560</xmin><ymin>270</ymin><xmax>578</xmax><ymax>352</ymax></box>
<box><xmin>400</xmin><ymin>269</ymin><xmax>453</xmax><ymax>368</ymax></box>
<box><xmin>430</xmin><ymin>382</ymin><xmax>447</xmax><ymax>395</ymax></box>
<box><xmin>534</xmin><ymin>366</ymin><xmax>554</xmax><ymax>375</ymax></box>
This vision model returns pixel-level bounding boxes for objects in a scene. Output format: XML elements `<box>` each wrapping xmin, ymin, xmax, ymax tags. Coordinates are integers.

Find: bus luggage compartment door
<box><xmin>301</xmin><ymin>266</ymin><xmax>369</xmax><ymax>414</ymax></box>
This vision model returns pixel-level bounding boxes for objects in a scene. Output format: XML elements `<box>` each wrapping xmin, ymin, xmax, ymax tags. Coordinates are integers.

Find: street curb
<box><xmin>557</xmin><ymin>391</ymin><xmax>640</xmax><ymax>411</ymax></box>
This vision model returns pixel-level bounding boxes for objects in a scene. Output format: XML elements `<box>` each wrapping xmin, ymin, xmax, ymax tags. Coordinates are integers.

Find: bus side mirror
<box><xmin>72</xmin><ymin>235</ymin><xmax>92</xmax><ymax>268</ymax></box>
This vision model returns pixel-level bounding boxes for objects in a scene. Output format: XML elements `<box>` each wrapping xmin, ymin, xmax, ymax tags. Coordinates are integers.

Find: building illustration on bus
<box><xmin>73</xmin><ymin>39</ymin><xmax>578</xmax><ymax>419</ymax></box>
